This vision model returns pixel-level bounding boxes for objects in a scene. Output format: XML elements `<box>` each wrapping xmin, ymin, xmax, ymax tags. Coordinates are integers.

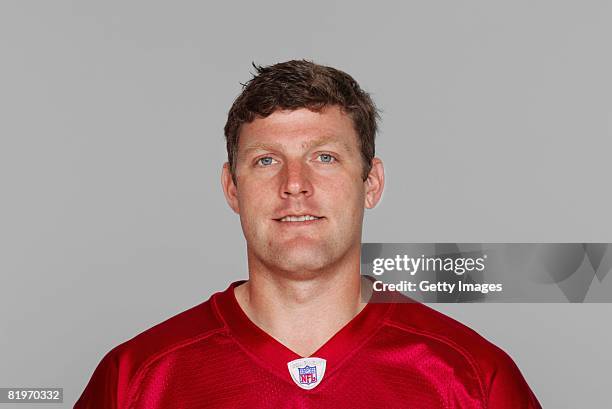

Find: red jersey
<box><xmin>75</xmin><ymin>281</ymin><xmax>541</xmax><ymax>408</ymax></box>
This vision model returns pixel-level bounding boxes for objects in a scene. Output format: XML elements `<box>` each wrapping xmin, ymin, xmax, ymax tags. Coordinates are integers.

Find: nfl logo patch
<box><xmin>287</xmin><ymin>357</ymin><xmax>327</xmax><ymax>390</ymax></box>
<box><xmin>298</xmin><ymin>365</ymin><xmax>317</xmax><ymax>385</ymax></box>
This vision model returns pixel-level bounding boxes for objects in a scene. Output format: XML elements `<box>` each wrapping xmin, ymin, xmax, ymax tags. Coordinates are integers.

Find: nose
<box><xmin>280</xmin><ymin>160</ymin><xmax>313</xmax><ymax>198</ymax></box>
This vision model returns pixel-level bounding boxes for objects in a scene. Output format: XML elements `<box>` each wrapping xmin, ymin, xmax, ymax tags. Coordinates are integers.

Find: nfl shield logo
<box><xmin>287</xmin><ymin>357</ymin><xmax>327</xmax><ymax>390</ymax></box>
<box><xmin>298</xmin><ymin>365</ymin><xmax>317</xmax><ymax>385</ymax></box>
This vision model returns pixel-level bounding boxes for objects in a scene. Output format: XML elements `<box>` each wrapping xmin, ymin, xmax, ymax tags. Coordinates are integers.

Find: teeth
<box><xmin>279</xmin><ymin>215</ymin><xmax>320</xmax><ymax>222</ymax></box>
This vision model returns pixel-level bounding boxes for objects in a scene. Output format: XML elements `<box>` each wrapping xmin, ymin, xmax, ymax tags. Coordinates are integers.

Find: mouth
<box><xmin>274</xmin><ymin>214</ymin><xmax>324</xmax><ymax>223</ymax></box>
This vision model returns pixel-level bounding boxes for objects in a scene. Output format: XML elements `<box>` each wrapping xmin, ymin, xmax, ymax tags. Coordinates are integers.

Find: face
<box><xmin>222</xmin><ymin>106</ymin><xmax>384</xmax><ymax>278</ymax></box>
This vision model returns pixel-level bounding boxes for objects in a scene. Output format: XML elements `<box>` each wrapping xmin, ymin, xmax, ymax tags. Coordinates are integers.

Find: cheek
<box><xmin>320</xmin><ymin>180</ymin><xmax>366</xmax><ymax>217</ymax></box>
<box><xmin>236</xmin><ymin>183</ymin><xmax>274</xmax><ymax>225</ymax></box>
<box><xmin>322</xmin><ymin>172</ymin><xmax>365</xmax><ymax>198</ymax></box>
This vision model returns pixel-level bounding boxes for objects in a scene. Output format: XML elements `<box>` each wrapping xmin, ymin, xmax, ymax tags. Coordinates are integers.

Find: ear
<box><xmin>221</xmin><ymin>162</ymin><xmax>240</xmax><ymax>214</ymax></box>
<box><xmin>364</xmin><ymin>157</ymin><xmax>385</xmax><ymax>209</ymax></box>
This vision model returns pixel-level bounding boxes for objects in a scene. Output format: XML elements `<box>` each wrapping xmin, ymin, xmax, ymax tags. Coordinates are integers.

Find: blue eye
<box><xmin>318</xmin><ymin>153</ymin><xmax>336</xmax><ymax>163</ymax></box>
<box><xmin>257</xmin><ymin>157</ymin><xmax>276</xmax><ymax>166</ymax></box>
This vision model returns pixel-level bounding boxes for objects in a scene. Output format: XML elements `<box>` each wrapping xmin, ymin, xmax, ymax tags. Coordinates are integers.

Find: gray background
<box><xmin>1</xmin><ymin>1</ymin><xmax>610</xmax><ymax>408</ymax></box>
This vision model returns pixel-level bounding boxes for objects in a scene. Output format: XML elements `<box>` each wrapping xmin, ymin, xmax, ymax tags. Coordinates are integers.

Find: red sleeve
<box><xmin>485</xmin><ymin>348</ymin><xmax>542</xmax><ymax>409</ymax></box>
<box><xmin>74</xmin><ymin>347</ymin><xmax>132</xmax><ymax>409</ymax></box>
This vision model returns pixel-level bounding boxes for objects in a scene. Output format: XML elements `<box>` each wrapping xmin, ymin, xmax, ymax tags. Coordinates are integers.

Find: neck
<box><xmin>234</xmin><ymin>251</ymin><xmax>369</xmax><ymax>357</ymax></box>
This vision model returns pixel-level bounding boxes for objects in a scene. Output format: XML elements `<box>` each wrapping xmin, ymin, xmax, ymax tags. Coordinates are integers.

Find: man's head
<box><xmin>224</xmin><ymin>60</ymin><xmax>379</xmax><ymax>185</ymax></box>
<box><xmin>221</xmin><ymin>60</ymin><xmax>384</xmax><ymax>278</ymax></box>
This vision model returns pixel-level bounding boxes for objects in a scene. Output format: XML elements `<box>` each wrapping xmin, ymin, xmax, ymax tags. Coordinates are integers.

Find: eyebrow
<box><xmin>302</xmin><ymin>136</ymin><xmax>353</xmax><ymax>152</ymax></box>
<box><xmin>241</xmin><ymin>136</ymin><xmax>353</xmax><ymax>156</ymax></box>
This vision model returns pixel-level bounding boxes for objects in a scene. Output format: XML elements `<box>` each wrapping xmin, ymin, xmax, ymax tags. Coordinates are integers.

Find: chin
<box><xmin>270</xmin><ymin>245</ymin><xmax>334</xmax><ymax>275</ymax></box>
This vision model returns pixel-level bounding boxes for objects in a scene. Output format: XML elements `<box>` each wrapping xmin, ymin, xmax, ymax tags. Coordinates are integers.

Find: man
<box><xmin>75</xmin><ymin>60</ymin><xmax>541</xmax><ymax>408</ymax></box>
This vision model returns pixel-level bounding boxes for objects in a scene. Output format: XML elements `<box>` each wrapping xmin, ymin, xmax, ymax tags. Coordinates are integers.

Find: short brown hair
<box><xmin>224</xmin><ymin>60</ymin><xmax>380</xmax><ymax>183</ymax></box>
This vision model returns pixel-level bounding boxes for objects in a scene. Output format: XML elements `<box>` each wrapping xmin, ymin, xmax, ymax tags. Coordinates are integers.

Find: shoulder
<box><xmin>75</xmin><ymin>291</ymin><xmax>227</xmax><ymax>408</ymax></box>
<box><xmin>113</xmin><ymin>292</ymin><xmax>225</xmax><ymax>370</ymax></box>
<box><xmin>384</xmin><ymin>299</ymin><xmax>507</xmax><ymax>371</ymax></box>
<box><xmin>382</xmin><ymin>299</ymin><xmax>541</xmax><ymax>408</ymax></box>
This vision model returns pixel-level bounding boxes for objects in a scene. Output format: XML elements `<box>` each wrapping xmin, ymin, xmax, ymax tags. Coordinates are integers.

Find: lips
<box><xmin>277</xmin><ymin>215</ymin><xmax>322</xmax><ymax>222</ymax></box>
<box><xmin>273</xmin><ymin>213</ymin><xmax>325</xmax><ymax>223</ymax></box>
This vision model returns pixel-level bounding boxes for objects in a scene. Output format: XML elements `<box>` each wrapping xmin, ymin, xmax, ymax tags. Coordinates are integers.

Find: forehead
<box><xmin>238</xmin><ymin>106</ymin><xmax>359</xmax><ymax>153</ymax></box>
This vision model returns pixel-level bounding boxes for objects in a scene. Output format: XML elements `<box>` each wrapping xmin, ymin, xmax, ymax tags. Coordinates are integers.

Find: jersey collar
<box><xmin>213</xmin><ymin>280</ymin><xmax>395</xmax><ymax>386</ymax></box>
